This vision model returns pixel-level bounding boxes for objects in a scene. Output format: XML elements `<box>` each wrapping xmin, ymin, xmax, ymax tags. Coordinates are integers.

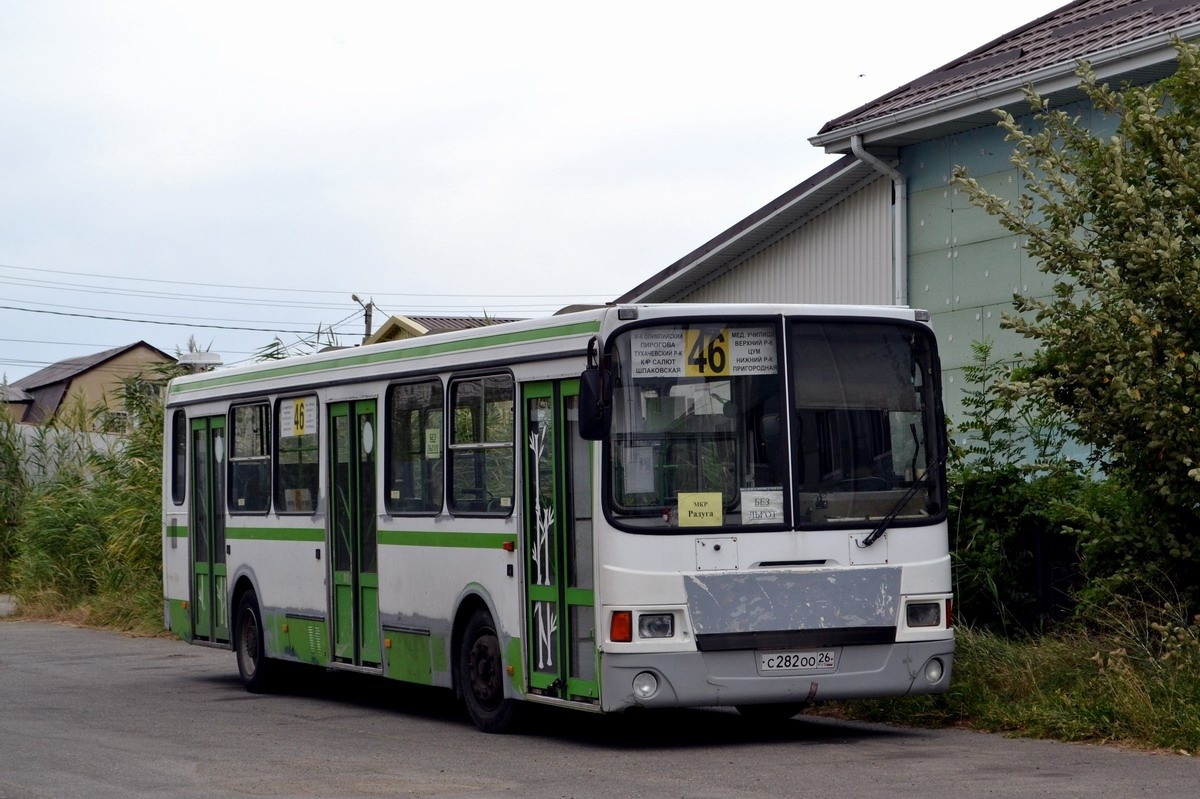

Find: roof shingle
<box><xmin>815</xmin><ymin>0</ymin><xmax>1200</xmax><ymax>148</ymax></box>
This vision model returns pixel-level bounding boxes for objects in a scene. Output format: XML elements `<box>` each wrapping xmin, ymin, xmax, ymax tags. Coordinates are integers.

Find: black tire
<box><xmin>458</xmin><ymin>609</ymin><xmax>519</xmax><ymax>733</ymax></box>
<box><xmin>235</xmin><ymin>589</ymin><xmax>277</xmax><ymax>693</ymax></box>
<box><xmin>735</xmin><ymin>702</ymin><xmax>805</xmax><ymax>721</ymax></box>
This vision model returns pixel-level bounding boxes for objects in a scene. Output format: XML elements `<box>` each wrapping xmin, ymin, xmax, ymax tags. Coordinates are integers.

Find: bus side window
<box><xmin>276</xmin><ymin>395</ymin><xmax>319</xmax><ymax>514</ymax></box>
<box><xmin>385</xmin><ymin>379</ymin><xmax>444</xmax><ymax>514</ymax></box>
<box><xmin>229</xmin><ymin>402</ymin><xmax>271</xmax><ymax>514</ymax></box>
<box><xmin>170</xmin><ymin>409</ymin><xmax>187</xmax><ymax>505</ymax></box>
<box><xmin>448</xmin><ymin>375</ymin><xmax>514</xmax><ymax>516</ymax></box>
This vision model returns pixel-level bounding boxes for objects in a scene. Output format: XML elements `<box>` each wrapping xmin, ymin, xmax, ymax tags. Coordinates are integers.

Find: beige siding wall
<box><xmin>682</xmin><ymin>177</ymin><xmax>893</xmax><ymax>305</ymax></box>
<box><xmin>64</xmin><ymin>347</ymin><xmax>171</xmax><ymax>419</ymax></box>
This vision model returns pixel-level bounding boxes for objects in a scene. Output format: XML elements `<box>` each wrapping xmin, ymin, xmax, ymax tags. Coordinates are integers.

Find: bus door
<box><xmin>190</xmin><ymin>415</ymin><xmax>229</xmax><ymax>644</ymax></box>
<box><xmin>522</xmin><ymin>380</ymin><xmax>598</xmax><ymax>702</ymax></box>
<box><xmin>328</xmin><ymin>400</ymin><xmax>381</xmax><ymax>667</ymax></box>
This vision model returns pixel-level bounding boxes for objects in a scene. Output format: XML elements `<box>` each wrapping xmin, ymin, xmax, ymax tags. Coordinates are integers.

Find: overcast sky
<box><xmin>1</xmin><ymin>0</ymin><xmax>1066</xmax><ymax>382</ymax></box>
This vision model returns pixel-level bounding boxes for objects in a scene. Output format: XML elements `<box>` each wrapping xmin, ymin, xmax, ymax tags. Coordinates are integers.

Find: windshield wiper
<box><xmin>857</xmin><ymin>457</ymin><xmax>944</xmax><ymax>549</ymax></box>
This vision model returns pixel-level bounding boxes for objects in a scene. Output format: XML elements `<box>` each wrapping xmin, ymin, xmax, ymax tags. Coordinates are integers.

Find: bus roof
<box><xmin>166</xmin><ymin>303</ymin><xmax>928</xmax><ymax>402</ymax></box>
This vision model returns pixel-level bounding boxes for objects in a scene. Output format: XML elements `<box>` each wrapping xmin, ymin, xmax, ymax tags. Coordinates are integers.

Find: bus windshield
<box><xmin>605</xmin><ymin>318</ymin><xmax>942</xmax><ymax>531</ymax></box>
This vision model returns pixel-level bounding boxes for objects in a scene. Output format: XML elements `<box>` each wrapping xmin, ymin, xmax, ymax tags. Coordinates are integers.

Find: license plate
<box><xmin>758</xmin><ymin>649</ymin><xmax>837</xmax><ymax>674</ymax></box>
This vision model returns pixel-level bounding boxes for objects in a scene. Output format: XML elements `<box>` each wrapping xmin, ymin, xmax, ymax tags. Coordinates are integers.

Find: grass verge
<box><xmin>833</xmin><ymin>613</ymin><xmax>1200</xmax><ymax>755</ymax></box>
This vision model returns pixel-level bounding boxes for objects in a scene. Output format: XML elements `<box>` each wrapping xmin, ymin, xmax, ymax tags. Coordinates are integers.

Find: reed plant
<box><xmin>5</xmin><ymin>370</ymin><xmax>173</xmax><ymax>633</ymax></box>
<box><xmin>0</xmin><ymin>410</ymin><xmax>26</xmax><ymax>591</ymax></box>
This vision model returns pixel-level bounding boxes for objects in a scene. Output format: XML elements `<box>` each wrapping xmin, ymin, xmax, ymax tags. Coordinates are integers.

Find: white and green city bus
<box><xmin>162</xmin><ymin>303</ymin><xmax>953</xmax><ymax>732</ymax></box>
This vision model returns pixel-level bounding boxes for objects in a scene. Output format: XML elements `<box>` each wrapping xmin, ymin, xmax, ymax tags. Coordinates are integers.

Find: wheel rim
<box><xmin>466</xmin><ymin>630</ymin><xmax>503</xmax><ymax>710</ymax></box>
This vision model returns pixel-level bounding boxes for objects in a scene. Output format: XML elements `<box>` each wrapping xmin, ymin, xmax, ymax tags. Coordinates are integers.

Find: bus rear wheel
<box><xmin>235</xmin><ymin>589</ymin><xmax>277</xmax><ymax>693</ymax></box>
<box><xmin>458</xmin><ymin>609</ymin><xmax>518</xmax><ymax>733</ymax></box>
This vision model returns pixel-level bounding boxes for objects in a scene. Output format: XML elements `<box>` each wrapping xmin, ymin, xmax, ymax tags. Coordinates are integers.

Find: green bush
<box><xmin>949</xmin><ymin>340</ymin><xmax>1087</xmax><ymax>632</ymax></box>
<box><xmin>954</xmin><ymin>40</ymin><xmax>1200</xmax><ymax>597</ymax></box>
<box><xmin>950</xmin><ymin>467</ymin><xmax>1087</xmax><ymax>633</ymax></box>
<box><xmin>947</xmin><ymin>339</ymin><xmax>1199</xmax><ymax>629</ymax></box>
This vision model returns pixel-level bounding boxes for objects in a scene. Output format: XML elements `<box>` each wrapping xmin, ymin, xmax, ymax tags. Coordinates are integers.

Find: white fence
<box><xmin>11</xmin><ymin>425</ymin><xmax>124</xmax><ymax>484</ymax></box>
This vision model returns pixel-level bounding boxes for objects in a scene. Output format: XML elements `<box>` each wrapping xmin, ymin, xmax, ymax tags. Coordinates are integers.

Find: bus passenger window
<box><xmin>229</xmin><ymin>402</ymin><xmax>271</xmax><ymax>514</ymax></box>
<box><xmin>276</xmin><ymin>395</ymin><xmax>319</xmax><ymax>514</ymax></box>
<box><xmin>386</xmin><ymin>379</ymin><xmax>444</xmax><ymax>514</ymax></box>
<box><xmin>170</xmin><ymin>409</ymin><xmax>187</xmax><ymax>505</ymax></box>
<box><xmin>448</xmin><ymin>375</ymin><xmax>513</xmax><ymax>515</ymax></box>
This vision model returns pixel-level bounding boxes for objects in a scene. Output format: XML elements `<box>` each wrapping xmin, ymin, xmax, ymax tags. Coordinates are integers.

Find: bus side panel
<box><xmin>162</xmin><ymin>510</ymin><xmax>192</xmax><ymax>641</ymax></box>
<box><xmin>376</xmin><ymin>530</ymin><xmax>521</xmax><ymax>691</ymax></box>
<box><xmin>226</xmin><ymin>535</ymin><xmax>329</xmax><ymax>664</ymax></box>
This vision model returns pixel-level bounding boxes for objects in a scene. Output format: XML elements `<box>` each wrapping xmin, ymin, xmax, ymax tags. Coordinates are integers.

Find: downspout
<box><xmin>851</xmin><ymin>134</ymin><xmax>908</xmax><ymax>307</ymax></box>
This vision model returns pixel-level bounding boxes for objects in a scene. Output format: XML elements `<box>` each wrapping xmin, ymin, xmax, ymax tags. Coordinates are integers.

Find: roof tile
<box><xmin>819</xmin><ymin>0</ymin><xmax>1200</xmax><ymax>136</ymax></box>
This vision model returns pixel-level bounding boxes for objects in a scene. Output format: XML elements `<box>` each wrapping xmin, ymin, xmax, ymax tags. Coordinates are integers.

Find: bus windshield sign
<box><xmin>629</xmin><ymin>326</ymin><xmax>778</xmax><ymax>378</ymax></box>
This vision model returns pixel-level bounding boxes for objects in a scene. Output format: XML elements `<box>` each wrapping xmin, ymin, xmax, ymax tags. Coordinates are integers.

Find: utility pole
<box><xmin>352</xmin><ymin>294</ymin><xmax>374</xmax><ymax>345</ymax></box>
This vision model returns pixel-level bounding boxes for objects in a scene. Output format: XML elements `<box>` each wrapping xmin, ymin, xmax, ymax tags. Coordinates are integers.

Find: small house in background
<box><xmin>365</xmin><ymin>314</ymin><xmax>524</xmax><ymax>345</ymax></box>
<box><xmin>2</xmin><ymin>341</ymin><xmax>175</xmax><ymax>426</ymax></box>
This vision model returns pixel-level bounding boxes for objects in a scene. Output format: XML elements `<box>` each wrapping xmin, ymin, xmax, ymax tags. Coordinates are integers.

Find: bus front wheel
<box><xmin>235</xmin><ymin>589</ymin><xmax>277</xmax><ymax>693</ymax></box>
<box><xmin>458</xmin><ymin>609</ymin><xmax>518</xmax><ymax>733</ymax></box>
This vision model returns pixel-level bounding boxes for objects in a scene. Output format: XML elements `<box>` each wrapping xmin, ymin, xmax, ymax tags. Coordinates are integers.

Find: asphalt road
<box><xmin>0</xmin><ymin>620</ymin><xmax>1196</xmax><ymax>799</ymax></box>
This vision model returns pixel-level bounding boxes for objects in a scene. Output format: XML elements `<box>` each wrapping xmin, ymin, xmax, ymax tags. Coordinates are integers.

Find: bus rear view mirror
<box><xmin>579</xmin><ymin>368</ymin><xmax>612</xmax><ymax>440</ymax></box>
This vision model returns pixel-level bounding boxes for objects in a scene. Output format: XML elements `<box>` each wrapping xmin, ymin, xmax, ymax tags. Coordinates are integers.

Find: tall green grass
<box><xmin>0</xmin><ymin>409</ymin><xmax>26</xmax><ymax>592</ymax></box>
<box><xmin>838</xmin><ymin>597</ymin><xmax>1200</xmax><ymax>754</ymax></box>
<box><xmin>1</xmin><ymin>374</ymin><xmax>170</xmax><ymax>632</ymax></box>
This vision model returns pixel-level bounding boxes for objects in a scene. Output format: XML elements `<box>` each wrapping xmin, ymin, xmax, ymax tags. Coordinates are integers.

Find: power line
<box><xmin>6</xmin><ymin>296</ymin><xmax>334</xmax><ymax>327</ymax></box>
<box><xmin>0</xmin><ymin>304</ymin><xmax>319</xmax><ymax>334</ymax></box>
<box><xmin>0</xmin><ymin>337</ymin><xmax>120</xmax><ymax>348</ymax></box>
<box><xmin>0</xmin><ymin>262</ymin><xmax>615</xmax><ymax>300</ymax></box>
<box><xmin>0</xmin><ymin>276</ymin><xmax>350</xmax><ymax>311</ymax></box>
<box><xmin>1</xmin><ymin>283</ymin><xmax>587</xmax><ymax>316</ymax></box>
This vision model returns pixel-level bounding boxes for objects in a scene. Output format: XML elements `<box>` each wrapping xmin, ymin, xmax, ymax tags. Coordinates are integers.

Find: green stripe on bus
<box><xmin>377</xmin><ymin>530</ymin><xmax>515</xmax><ymax>549</ymax></box>
<box><xmin>226</xmin><ymin>527</ymin><xmax>326</xmax><ymax>542</ymax></box>
<box><xmin>169</xmin><ymin>320</ymin><xmax>601</xmax><ymax>396</ymax></box>
<box><xmin>221</xmin><ymin>527</ymin><xmax>514</xmax><ymax>548</ymax></box>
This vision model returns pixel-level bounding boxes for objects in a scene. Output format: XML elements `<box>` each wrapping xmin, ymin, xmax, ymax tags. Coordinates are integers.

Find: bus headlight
<box><xmin>638</xmin><ymin>613</ymin><xmax>674</xmax><ymax>639</ymax></box>
<box><xmin>906</xmin><ymin>602</ymin><xmax>941</xmax><ymax>628</ymax></box>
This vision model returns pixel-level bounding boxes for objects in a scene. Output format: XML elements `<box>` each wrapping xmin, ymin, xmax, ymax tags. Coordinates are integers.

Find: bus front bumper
<box><xmin>598</xmin><ymin>639</ymin><xmax>954</xmax><ymax>713</ymax></box>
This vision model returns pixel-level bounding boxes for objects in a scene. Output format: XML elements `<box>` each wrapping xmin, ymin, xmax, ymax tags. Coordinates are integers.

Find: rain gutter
<box><xmin>851</xmin><ymin>134</ymin><xmax>907</xmax><ymax>307</ymax></box>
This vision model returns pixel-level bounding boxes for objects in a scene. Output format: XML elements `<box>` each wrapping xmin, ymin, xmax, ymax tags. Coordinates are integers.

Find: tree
<box><xmin>953</xmin><ymin>40</ymin><xmax>1200</xmax><ymax>571</ymax></box>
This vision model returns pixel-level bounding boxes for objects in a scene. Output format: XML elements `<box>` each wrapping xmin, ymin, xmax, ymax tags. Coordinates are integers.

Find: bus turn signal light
<box><xmin>611</xmin><ymin>610</ymin><xmax>632</xmax><ymax>642</ymax></box>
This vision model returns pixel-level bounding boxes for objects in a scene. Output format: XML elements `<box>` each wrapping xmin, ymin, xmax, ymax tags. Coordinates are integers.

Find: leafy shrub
<box><xmin>949</xmin><ymin>340</ymin><xmax>1090</xmax><ymax>632</ymax></box>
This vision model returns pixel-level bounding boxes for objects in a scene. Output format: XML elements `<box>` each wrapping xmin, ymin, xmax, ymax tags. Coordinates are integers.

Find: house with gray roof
<box><xmin>364</xmin><ymin>314</ymin><xmax>525</xmax><ymax>345</ymax></box>
<box><xmin>3</xmin><ymin>342</ymin><xmax>174</xmax><ymax>425</ymax></box>
<box><xmin>618</xmin><ymin>0</ymin><xmax>1200</xmax><ymax>421</ymax></box>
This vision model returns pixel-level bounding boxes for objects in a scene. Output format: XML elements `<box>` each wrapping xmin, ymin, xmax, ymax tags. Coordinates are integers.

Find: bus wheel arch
<box><xmin>233</xmin><ymin>583</ymin><xmax>277</xmax><ymax>693</ymax></box>
<box><xmin>452</xmin><ymin>596</ymin><xmax>519</xmax><ymax>733</ymax></box>
<box><xmin>230</xmin><ymin>575</ymin><xmax>257</xmax><ymax>640</ymax></box>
